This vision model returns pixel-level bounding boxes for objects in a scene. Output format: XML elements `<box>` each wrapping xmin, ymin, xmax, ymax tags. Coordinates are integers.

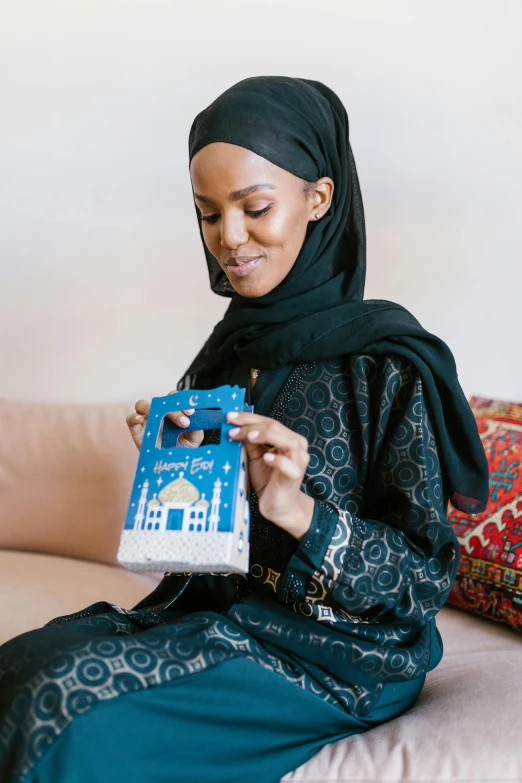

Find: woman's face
<box><xmin>190</xmin><ymin>142</ymin><xmax>333</xmax><ymax>297</ymax></box>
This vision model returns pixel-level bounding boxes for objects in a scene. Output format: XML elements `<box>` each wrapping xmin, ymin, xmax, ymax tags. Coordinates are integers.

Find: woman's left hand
<box><xmin>226</xmin><ymin>411</ymin><xmax>315</xmax><ymax>540</ymax></box>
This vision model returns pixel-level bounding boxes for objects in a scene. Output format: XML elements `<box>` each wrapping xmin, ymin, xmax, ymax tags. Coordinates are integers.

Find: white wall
<box><xmin>1</xmin><ymin>0</ymin><xmax>520</xmax><ymax>405</ymax></box>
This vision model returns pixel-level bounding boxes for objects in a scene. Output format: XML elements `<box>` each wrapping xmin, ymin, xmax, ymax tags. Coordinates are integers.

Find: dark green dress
<box><xmin>0</xmin><ymin>353</ymin><xmax>456</xmax><ymax>783</ymax></box>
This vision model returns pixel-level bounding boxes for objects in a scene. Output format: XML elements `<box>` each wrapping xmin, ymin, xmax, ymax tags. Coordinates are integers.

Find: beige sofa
<box><xmin>1</xmin><ymin>398</ymin><xmax>520</xmax><ymax>782</ymax></box>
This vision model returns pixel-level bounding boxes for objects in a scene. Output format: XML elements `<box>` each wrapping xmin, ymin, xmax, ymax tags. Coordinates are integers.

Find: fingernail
<box><xmin>229</xmin><ymin>427</ymin><xmax>240</xmax><ymax>437</ymax></box>
<box><xmin>136</xmin><ymin>415</ymin><xmax>144</xmax><ymax>422</ymax></box>
<box><xmin>186</xmin><ymin>409</ymin><xmax>195</xmax><ymax>414</ymax></box>
<box><xmin>227</xmin><ymin>411</ymin><xmax>239</xmax><ymax>420</ymax></box>
<box><xmin>264</xmin><ymin>452</ymin><xmax>275</xmax><ymax>462</ymax></box>
<box><xmin>247</xmin><ymin>430</ymin><xmax>260</xmax><ymax>441</ymax></box>
<box><xmin>179</xmin><ymin>416</ymin><xmax>190</xmax><ymax>426</ymax></box>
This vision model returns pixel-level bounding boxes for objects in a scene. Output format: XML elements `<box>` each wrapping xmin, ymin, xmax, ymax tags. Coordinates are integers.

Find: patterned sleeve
<box><xmin>276</xmin><ymin>355</ymin><xmax>461</xmax><ymax>626</ymax></box>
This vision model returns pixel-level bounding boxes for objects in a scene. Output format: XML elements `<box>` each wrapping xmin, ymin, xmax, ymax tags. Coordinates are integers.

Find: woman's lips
<box><xmin>226</xmin><ymin>257</ymin><xmax>261</xmax><ymax>277</ymax></box>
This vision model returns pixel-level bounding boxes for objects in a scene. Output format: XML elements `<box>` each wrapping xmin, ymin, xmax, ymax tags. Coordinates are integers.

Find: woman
<box><xmin>0</xmin><ymin>76</ymin><xmax>489</xmax><ymax>783</ymax></box>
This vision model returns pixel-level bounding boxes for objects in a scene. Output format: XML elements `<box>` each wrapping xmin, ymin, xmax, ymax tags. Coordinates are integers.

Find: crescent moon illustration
<box><xmin>188</xmin><ymin>394</ymin><xmax>199</xmax><ymax>407</ymax></box>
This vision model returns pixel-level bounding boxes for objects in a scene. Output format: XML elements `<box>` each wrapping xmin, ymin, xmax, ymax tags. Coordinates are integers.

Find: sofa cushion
<box><xmin>446</xmin><ymin>396</ymin><xmax>522</xmax><ymax>632</ymax></box>
<box><xmin>0</xmin><ymin>550</ymin><xmax>162</xmax><ymax>646</ymax></box>
<box><xmin>0</xmin><ymin>398</ymin><xmax>138</xmax><ymax>564</ymax></box>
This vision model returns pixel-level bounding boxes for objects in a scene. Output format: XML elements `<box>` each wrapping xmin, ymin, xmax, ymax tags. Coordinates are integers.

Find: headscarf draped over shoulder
<box><xmin>182</xmin><ymin>75</ymin><xmax>489</xmax><ymax>515</ymax></box>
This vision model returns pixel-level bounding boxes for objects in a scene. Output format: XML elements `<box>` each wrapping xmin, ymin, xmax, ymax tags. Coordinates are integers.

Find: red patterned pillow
<box><xmin>446</xmin><ymin>396</ymin><xmax>522</xmax><ymax>632</ymax></box>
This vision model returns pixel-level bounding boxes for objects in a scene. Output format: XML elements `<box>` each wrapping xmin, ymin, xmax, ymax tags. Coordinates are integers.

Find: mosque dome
<box><xmin>158</xmin><ymin>472</ymin><xmax>199</xmax><ymax>505</ymax></box>
<box><xmin>195</xmin><ymin>493</ymin><xmax>209</xmax><ymax>508</ymax></box>
<box><xmin>147</xmin><ymin>497</ymin><xmax>160</xmax><ymax>507</ymax></box>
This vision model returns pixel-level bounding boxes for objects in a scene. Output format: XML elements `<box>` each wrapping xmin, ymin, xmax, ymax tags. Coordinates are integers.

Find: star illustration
<box><xmin>223</xmin><ymin>461</ymin><xmax>232</xmax><ymax>475</ymax></box>
<box><xmin>263</xmin><ymin>569</ymin><xmax>281</xmax><ymax>592</ymax></box>
<box><xmin>157</xmin><ymin>477</ymin><xmax>164</xmax><ymax>487</ymax></box>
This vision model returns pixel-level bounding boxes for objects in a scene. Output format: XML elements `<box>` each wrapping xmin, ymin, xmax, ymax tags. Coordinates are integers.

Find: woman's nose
<box><xmin>220</xmin><ymin>214</ymin><xmax>249</xmax><ymax>249</ymax></box>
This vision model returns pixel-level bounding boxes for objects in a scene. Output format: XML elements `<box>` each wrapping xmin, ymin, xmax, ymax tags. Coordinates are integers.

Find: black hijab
<box><xmin>180</xmin><ymin>75</ymin><xmax>489</xmax><ymax>515</ymax></box>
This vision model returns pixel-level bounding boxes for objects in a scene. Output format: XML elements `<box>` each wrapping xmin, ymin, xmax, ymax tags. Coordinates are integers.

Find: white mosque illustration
<box><xmin>132</xmin><ymin>472</ymin><xmax>225</xmax><ymax>533</ymax></box>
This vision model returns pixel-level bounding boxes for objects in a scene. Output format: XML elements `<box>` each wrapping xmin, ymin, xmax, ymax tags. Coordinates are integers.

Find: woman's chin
<box><xmin>226</xmin><ymin>269</ymin><xmax>275</xmax><ymax>297</ymax></box>
<box><xmin>232</xmin><ymin>281</ymin><xmax>268</xmax><ymax>298</ymax></box>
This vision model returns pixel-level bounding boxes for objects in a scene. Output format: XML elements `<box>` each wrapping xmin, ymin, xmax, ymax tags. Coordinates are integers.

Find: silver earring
<box><xmin>315</xmin><ymin>213</ymin><xmax>321</xmax><ymax>219</ymax></box>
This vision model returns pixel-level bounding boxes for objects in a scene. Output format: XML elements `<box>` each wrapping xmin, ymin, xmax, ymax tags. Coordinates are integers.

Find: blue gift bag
<box><xmin>117</xmin><ymin>385</ymin><xmax>253</xmax><ymax>573</ymax></box>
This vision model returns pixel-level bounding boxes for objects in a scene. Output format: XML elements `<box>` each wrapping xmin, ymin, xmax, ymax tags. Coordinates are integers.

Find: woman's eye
<box><xmin>200</xmin><ymin>205</ymin><xmax>272</xmax><ymax>224</ymax></box>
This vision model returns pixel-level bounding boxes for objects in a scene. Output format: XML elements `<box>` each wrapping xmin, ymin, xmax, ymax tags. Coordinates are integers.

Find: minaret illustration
<box><xmin>134</xmin><ymin>479</ymin><xmax>149</xmax><ymax>530</ymax></box>
<box><xmin>208</xmin><ymin>477</ymin><xmax>222</xmax><ymax>532</ymax></box>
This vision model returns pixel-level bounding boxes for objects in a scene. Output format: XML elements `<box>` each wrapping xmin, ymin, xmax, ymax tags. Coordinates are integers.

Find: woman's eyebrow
<box><xmin>193</xmin><ymin>183</ymin><xmax>276</xmax><ymax>205</ymax></box>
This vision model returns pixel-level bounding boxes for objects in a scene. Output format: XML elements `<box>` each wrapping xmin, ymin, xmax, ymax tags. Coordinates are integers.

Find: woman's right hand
<box><xmin>126</xmin><ymin>390</ymin><xmax>205</xmax><ymax>450</ymax></box>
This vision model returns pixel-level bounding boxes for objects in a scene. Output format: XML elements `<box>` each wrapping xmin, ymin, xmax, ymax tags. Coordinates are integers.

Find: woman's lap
<box><xmin>26</xmin><ymin>656</ymin><xmax>425</xmax><ymax>783</ymax></box>
<box><xmin>0</xmin><ymin>607</ymin><xmax>426</xmax><ymax>783</ymax></box>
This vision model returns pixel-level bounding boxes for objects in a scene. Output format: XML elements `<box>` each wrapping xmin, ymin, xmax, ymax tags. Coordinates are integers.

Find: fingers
<box><xmin>126</xmin><ymin>400</ymin><xmax>149</xmax><ymax>434</ymax></box>
<box><xmin>126</xmin><ymin>395</ymin><xmax>202</xmax><ymax>453</ymax></box>
<box><xmin>178</xmin><ymin>429</ymin><xmax>205</xmax><ymax>448</ymax></box>
<box><xmin>166</xmin><ymin>408</ymin><xmax>195</xmax><ymax>427</ymax></box>
<box><xmin>126</xmin><ymin>400</ymin><xmax>146</xmax><ymax>427</ymax></box>
<box><xmin>128</xmin><ymin>399</ymin><xmax>196</xmax><ymax>432</ymax></box>
<box><xmin>262</xmin><ymin>451</ymin><xmax>303</xmax><ymax>479</ymax></box>
<box><xmin>227</xmin><ymin>414</ymin><xmax>309</xmax><ymax>455</ymax></box>
<box><xmin>227</xmin><ymin>415</ymin><xmax>310</xmax><ymax>486</ymax></box>
<box><xmin>126</xmin><ymin>404</ymin><xmax>148</xmax><ymax>451</ymax></box>
<box><xmin>135</xmin><ymin>399</ymin><xmax>150</xmax><ymax>414</ymax></box>
<box><xmin>226</xmin><ymin>411</ymin><xmax>308</xmax><ymax>449</ymax></box>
